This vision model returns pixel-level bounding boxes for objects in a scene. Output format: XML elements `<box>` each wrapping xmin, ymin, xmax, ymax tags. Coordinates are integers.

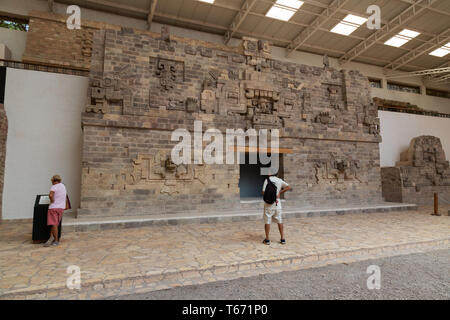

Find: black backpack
<box><xmin>263</xmin><ymin>177</ymin><xmax>277</xmax><ymax>205</ymax></box>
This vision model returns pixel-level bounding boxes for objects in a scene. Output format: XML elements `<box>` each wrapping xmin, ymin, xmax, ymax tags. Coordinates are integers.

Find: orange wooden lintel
<box><xmin>231</xmin><ymin>146</ymin><xmax>293</xmax><ymax>154</ymax></box>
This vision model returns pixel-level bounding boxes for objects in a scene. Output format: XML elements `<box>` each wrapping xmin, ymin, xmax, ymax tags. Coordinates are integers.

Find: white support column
<box><xmin>147</xmin><ymin>0</ymin><xmax>158</xmax><ymax>31</ymax></box>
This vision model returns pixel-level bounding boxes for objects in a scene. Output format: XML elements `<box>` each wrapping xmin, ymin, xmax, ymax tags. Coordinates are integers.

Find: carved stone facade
<box><xmin>381</xmin><ymin>136</ymin><xmax>450</xmax><ymax>205</ymax></box>
<box><xmin>80</xmin><ymin>27</ymin><xmax>383</xmax><ymax>218</ymax></box>
<box><xmin>0</xmin><ymin>104</ymin><xmax>7</xmax><ymax>220</ymax></box>
<box><xmin>85</xmin><ymin>78</ymin><xmax>124</xmax><ymax>114</ymax></box>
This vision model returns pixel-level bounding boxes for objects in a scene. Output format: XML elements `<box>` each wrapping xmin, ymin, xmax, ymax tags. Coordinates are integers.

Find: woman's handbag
<box><xmin>65</xmin><ymin>194</ymin><xmax>71</xmax><ymax>211</ymax></box>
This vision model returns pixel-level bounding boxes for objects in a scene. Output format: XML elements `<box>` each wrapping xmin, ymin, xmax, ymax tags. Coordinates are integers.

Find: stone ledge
<box><xmin>62</xmin><ymin>203</ymin><xmax>417</xmax><ymax>232</ymax></box>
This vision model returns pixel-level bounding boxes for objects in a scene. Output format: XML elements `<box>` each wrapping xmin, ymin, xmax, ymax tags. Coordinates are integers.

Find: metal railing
<box><xmin>432</xmin><ymin>192</ymin><xmax>450</xmax><ymax>216</ymax></box>
<box><xmin>378</xmin><ymin>106</ymin><xmax>450</xmax><ymax>119</ymax></box>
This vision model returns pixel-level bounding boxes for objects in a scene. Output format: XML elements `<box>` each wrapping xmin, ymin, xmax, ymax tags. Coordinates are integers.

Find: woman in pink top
<box><xmin>44</xmin><ymin>175</ymin><xmax>67</xmax><ymax>247</ymax></box>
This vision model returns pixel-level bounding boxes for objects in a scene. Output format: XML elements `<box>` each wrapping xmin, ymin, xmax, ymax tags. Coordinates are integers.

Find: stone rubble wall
<box><xmin>381</xmin><ymin>136</ymin><xmax>450</xmax><ymax>205</ymax></box>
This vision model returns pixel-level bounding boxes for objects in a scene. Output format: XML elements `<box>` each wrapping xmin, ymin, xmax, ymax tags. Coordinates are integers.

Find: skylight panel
<box><xmin>384</xmin><ymin>36</ymin><xmax>410</xmax><ymax>48</ymax></box>
<box><xmin>330</xmin><ymin>14</ymin><xmax>367</xmax><ymax>36</ymax></box>
<box><xmin>343</xmin><ymin>14</ymin><xmax>368</xmax><ymax>25</ymax></box>
<box><xmin>398</xmin><ymin>29</ymin><xmax>420</xmax><ymax>38</ymax></box>
<box><xmin>266</xmin><ymin>6</ymin><xmax>296</xmax><ymax>21</ymax></box>
<box><xmin>429</xmin><ymin>42</ymin><xmax>450</xmax><ymax>57</ymax></box>
<box><xmin>265</xmin><ymin>0</ymin><xmax>304</xmax><ymax>21</ymax></box>
<box><xmin>384</xmin><ymin>29</ymin><xmax>420</xmax><ymax>48</ymax></box>
<box><xmin>330</xmin><ymin>23</ymin><xmax>358</xmax><ymax>36</ymax></box>
<box><xmin>276</xmin><ymin>0</ymin><xmax>303</xmax><ymax>9</ymax></box>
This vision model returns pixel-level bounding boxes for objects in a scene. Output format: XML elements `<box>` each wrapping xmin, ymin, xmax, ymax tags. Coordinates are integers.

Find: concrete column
<box><xmin>420</xmin><ymin>85</ymin><xmax>426</xmax><ymax>95</ymax></box>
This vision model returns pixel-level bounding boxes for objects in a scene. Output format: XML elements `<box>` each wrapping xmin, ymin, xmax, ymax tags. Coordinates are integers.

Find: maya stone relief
<box><xmin>80</xmin><ymin>26</ymin><xmax>383</xmax><ymax>215</ymax></box>
<box><xmin>397</xmin><ymin>136</ymin><xmax>450</xmax><ymax>190</ymax></box>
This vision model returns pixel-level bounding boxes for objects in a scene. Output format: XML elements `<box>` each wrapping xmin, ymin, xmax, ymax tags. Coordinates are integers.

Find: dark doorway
<box><xmin>0</xmin><ymin>67</ymin><xmax>6</xmax><ymax>104</ymax></box>
<box><xmin>239</xmin><ymin>153</ymin><xmax>282</xmax><ymax>199</ymax></box>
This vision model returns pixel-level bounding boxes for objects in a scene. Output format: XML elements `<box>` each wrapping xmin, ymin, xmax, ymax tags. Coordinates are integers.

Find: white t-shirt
<box><xmin>49</xmin><ymin>183</ymin><xmax>67</xmax><ymax>209</ymax></box>
<box><xmin>262</xmin><ymin>176</ymin><xmax>289</xmax><ymax>209</ymax></box>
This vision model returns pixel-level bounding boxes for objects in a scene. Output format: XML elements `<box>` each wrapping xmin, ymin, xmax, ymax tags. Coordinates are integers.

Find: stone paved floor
<box><xmin>112</xmin><ymin>249</ymin><xmax>450</xmax><ymax>300</ymax></box>
<box><xmin>0</xmin><ymin>206</ymin><xmax>449</xmax><ymax>299</ymax></box>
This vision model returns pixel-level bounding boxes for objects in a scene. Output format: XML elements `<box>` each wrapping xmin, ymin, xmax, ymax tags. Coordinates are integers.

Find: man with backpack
<box><xmin>262</xmin><ymin>174</ymin><xmax>291</xmax><ymax>245</ymax></box>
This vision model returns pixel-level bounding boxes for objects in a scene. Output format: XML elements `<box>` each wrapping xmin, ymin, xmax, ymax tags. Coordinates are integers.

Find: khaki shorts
<box><xmin>264</xmin><ymin>205</ymin><xmax>282</xmax><ymax>224</ymax></box>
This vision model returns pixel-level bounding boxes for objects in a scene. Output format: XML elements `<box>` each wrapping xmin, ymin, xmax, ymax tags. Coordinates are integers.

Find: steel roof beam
<box><xmin>257</xmin><ymin>0</ymin><xmax>444</xmax><ymax>38</ymax></box>
<box><xmin>63</xmin><ymin>0</ymin><xmax>444</xmax><ymax>42</ymax></box>
<box><xmin>147</xmin><ymin>0</ymin><xmax>158</xmax><ymax>30</ymax></box>
<box><xmin>428</xmin><ymin>74</ymin><xmax>450</xmax><ymax>82</ymax></box>
<box><xmin>384</xmin><ymin>28</ymin><xmax>450</xmax><ymax>70</ymax></box>
<box><xmin>153</xmin><ymin>10</ymin><xmax>427</xmax><ymax>70</ymax></box>
<box><xmin>224</xmin><ymin>0</ymin><xmax>258</xmax><ymax>45</ymax></box>
<box><xmin>434</xmin><ymin>60</ymin><xmax>450</xmax><ymax>68</ymax></box>
<box><xmin>396</xmin><ymin>0</ymin><xmax>450</xmax><ymax>17</ymax></box>
<box><xmin>286</xmin><ymin>0</ymin><xmax>350</xmax><ymax>57</ymax></box>
<box><xmin>338</xmin><ymin>0</ymin><xmax>439</xmax><ymax>65</ymax></box>
<box><xmin>427</xmin><ymin>61</ymin><xmax>450</xmax><ymax>81</ymax></box>
<box><xmin>386</xmin><ymin>67</ymin><xmax>450</xmax><ymax>78</ymax></box>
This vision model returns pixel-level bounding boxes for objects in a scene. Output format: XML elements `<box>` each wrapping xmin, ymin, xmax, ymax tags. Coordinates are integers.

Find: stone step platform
<box><xmin>1</xmin><ymin>206</ymin><xmax>447</xmax><ymax>300</ymax></box>
<box><xmin>4</xmin><ymin>238</ymin><xmax>448</xmax><ymax>300</ymax></box>
<box><xmin>63</xmin><ymin>202</ymin><xmax>417</xmax><ymax>232</ymax></box>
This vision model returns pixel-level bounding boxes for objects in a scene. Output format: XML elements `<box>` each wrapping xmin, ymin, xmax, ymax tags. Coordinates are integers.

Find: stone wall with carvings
<box><xmin>381</xmin><ymin>136</ymin><xmax>450</xmax><ymax>205</ymax></box>
<box><xmin>80</xmin><ymin>26</ymin><xmax>383</xmax><ymax>217</ymax></box>
<box><xmin>0</xmin><ymin>104</ymin><xmax>7</xmax><ymax>220</ymax></box>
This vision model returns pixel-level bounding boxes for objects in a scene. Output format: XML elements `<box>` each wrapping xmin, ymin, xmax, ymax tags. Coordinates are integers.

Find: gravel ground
<box><xmin>111</xmin><ymin>249</ymin><xmax>450</xmax><ymax>300</ymax></box>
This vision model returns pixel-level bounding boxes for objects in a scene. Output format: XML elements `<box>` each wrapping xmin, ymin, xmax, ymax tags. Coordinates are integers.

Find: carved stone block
<box><xmin>156</xmin><ymin>59</ymin><xmax>177</xmax><ymax>90</ymax></box>
<box><xmin>382</xmin><ymin>136</ymin><xmax>450</xmax><ymax>204</ymax></box>
<box><xmin>314</xmin><ymin>155</ymin><xmax>363</xmax><ymax>191</ymax></box>
<box><xmin>199</xmin><ymin>47</ymin><xmax>213</xmax><ymax>58</ymax></box>
<box><xmin>200</xmin><ymin>89</ymin><xmax>216</xmax><ymax>114</ymax></box>
<box><xmin>315</xmin><ymin>112</ymin><xmax>331</xmax><ymax>125</ymax></box>
<box><xmin>161</xmin><ymin>25</ymin><xmax>171</xmax><ymax>43</ymax></box>
<box><xmin>85</xmin><ymin>77</ymin><xmax>123</xmax><ymax>114</ymax></box>
<box><xmin>185</xmin><ymin>45</ymin><xmax>196</xmax><ymax>55</ymax></box>
<box><xmin>186</xmin><ymin>97</ymin><xmax>199</xmax><ymax>113</ymax></box>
